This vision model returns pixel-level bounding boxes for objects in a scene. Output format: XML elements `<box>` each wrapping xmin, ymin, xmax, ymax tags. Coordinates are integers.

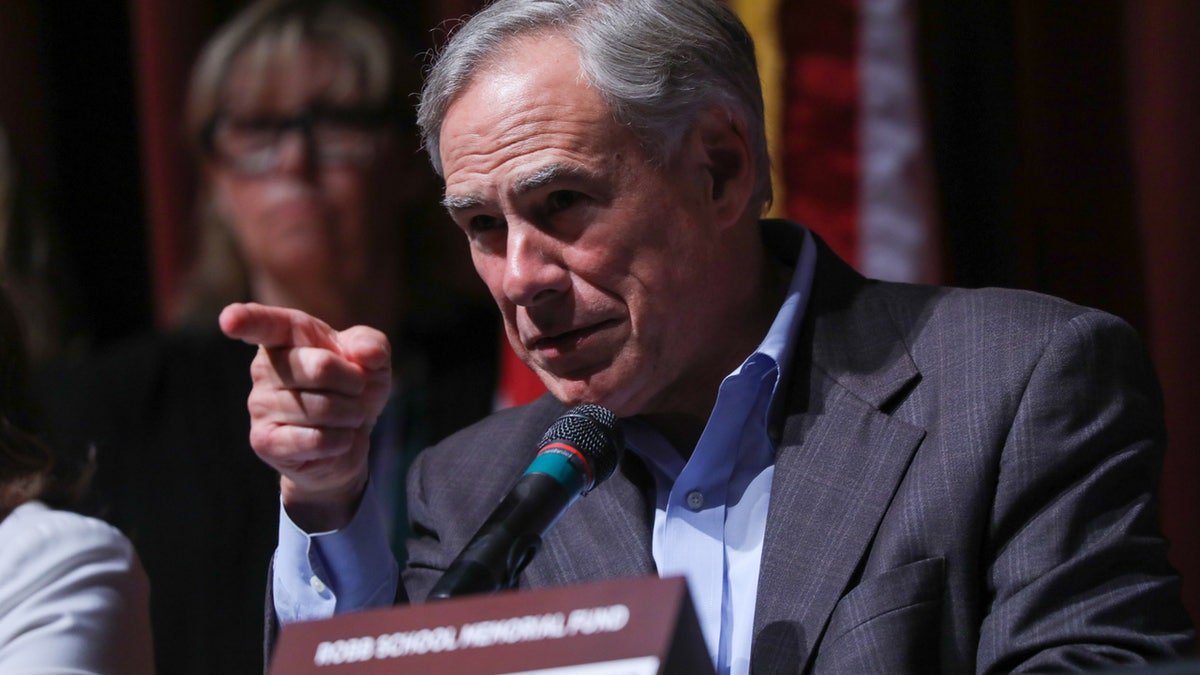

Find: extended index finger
<box><xmin>219</xmin><ymin>302</ymin><xmax>340</xmax><ymax>350</ymax></box>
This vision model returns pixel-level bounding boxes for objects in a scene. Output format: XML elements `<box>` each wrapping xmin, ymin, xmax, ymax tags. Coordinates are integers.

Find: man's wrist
<box><xmin>280</xmin><ymin>473</ymin><xmax>368</xmax><ymax>533</ymax></box>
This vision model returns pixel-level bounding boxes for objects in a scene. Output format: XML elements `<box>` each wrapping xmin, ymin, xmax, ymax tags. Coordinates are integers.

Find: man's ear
<box><xmin>686</xmin><ymin>105</ymin><xmax>756</xmax><ymax>228</ymax></box>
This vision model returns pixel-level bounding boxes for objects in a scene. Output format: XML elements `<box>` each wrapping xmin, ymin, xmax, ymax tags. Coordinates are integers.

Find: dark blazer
<box><xmin>403</xmin><ymin>232</ymin><xmax>1195</xmax><ymax>672</ymax></box>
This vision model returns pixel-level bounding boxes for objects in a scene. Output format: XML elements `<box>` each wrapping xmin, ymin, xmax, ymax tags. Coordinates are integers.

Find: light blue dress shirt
<box><xmin>274</xmin><ymin>224</ymin><xmax>817</xmax><ymax>675</ymax></box>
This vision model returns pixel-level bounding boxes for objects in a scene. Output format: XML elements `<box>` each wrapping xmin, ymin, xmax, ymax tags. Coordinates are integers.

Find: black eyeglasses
<box><xmin>203</xmin><ymin>106</ymin><xmax>400</xmax><ymax>175</ymax></box>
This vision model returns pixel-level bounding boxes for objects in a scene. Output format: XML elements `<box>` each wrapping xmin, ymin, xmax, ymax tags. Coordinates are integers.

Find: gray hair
<box><xmin>417</xmin><ymin>0</ymin><xmax>772</xmax><ymax>211</ymax></box>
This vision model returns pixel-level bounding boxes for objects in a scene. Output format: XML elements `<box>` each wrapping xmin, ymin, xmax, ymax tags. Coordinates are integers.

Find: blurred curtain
<box><xmin>1</xmin><ymin>1</ymin><xmax>149</xmax><ymax>349</ymax></box>
<box><xmin>129</xmin><ymin>0</ymin><xmax>218</xmax><ymax>327</ymax></box>
<box><xmin>1127</xmin><ymin>0</ymin><xmax>1200</xmax><ymax>627</ymax></box>
<box><xmin>0</xmin><ymin>1</ymin><xmax>53</xmax><ymax>184</ymax></box>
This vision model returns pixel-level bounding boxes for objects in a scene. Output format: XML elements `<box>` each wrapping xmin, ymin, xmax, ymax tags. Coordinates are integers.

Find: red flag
<box><xmin>494</xmin><ymin>340</ymin><xmax>546</xmax><ymax>409</ymax></box>
<box><xmin>777</xmin><ymin>0</ymin><xmax>941</xmax><ymax>284</ymax></box>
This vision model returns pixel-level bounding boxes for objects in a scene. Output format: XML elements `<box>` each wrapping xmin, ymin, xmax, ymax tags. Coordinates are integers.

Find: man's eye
<box><xmin>547</xmin><ymin>190</ymin><xmax>583</xmax><ymax>212</ymax></box>
<box><xmin>468</xmin><ymin>214</ymin><xmax>504</xmax><ymax>233</ymax></box>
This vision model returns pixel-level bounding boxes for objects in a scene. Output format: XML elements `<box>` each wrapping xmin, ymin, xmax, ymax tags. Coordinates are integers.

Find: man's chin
<box><xmin>540</xmin><ymin>375</ymin><xmax>638</xmax><ymax>418</ymax></box>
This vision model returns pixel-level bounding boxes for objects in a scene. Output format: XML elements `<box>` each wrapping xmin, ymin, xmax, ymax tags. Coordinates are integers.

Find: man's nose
<box><xmin>502</xmin><ymin>225</ymin><xmax>569</xmax><ymax>306</ymax></box>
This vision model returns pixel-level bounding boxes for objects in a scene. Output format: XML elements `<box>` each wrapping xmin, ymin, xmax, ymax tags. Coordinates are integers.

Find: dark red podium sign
<box><xmin>268</xmin><ymin>575</ymin><xmax>714</xmax><ymax>674</ymax></box>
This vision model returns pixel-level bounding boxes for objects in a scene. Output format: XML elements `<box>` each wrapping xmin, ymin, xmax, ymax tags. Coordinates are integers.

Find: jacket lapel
<box><xmin>752</xmin><ymin>238</ymin><xmax>926</xmax><ymax>673</ymax></box>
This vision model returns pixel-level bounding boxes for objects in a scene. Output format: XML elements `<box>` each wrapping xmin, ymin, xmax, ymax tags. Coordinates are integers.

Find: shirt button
<box><xmin>310</xmin><ymin>575</ymin><xmax>327</xmax><ymax>594</ymax></box>
<box><xmin>686</xmin><ymin>490</ymin><xmax>704</xmax><ymax>511</ymax></box>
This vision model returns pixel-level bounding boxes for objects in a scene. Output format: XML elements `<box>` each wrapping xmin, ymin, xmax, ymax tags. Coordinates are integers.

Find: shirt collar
<box><xmin>622</xmin><ymin>220</ymin><xmax>817</xmax><ymax>456</ymax></box>
<box><xmin>760</xmin><ymin>220</ymin><xmax>818</xmax><ymax>437</ymax></box>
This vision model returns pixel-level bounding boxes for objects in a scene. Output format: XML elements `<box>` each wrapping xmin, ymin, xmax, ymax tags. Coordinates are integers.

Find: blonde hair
<box><xmin>185</xmin><ymin>0</ymin><xmax>409</xmax><ymax>152</ymax></box>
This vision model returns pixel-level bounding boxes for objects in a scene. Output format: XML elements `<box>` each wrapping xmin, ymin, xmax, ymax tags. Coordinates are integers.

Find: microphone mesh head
<box><xmin>537</xmin><ymin>404</ymin><xmax>624</xmax><ymax>491</ymax></box>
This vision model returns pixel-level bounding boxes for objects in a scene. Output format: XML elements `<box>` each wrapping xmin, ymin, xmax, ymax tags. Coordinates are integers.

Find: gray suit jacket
<box><xmin>404</xmin><ymin>231</ymin><xmax>1195</xmax><ymax>672</ymax></box>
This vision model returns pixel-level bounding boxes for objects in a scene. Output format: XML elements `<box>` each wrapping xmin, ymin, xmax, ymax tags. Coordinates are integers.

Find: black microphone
<box><xmin>427</xmin><ymin>404</ymin><xmax>624</xmax><ymax>600</ymax></box>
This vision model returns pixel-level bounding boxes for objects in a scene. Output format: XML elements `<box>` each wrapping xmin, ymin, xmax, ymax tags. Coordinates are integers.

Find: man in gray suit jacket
<box><xmin>221</xmin><ymin>0</ymin><xmax>1195</xmax><ymax>671</ymax></box>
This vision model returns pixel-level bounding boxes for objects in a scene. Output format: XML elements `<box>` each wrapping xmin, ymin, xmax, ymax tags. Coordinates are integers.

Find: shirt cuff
<box><xmin>272</xmin><ymin>482</ymin><xmax>400</xmax><ymax>625</ymax></box>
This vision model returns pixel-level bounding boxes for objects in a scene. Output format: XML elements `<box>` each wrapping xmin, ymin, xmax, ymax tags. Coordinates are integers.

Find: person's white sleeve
<box><xmin>0</xmin><ymin>501</ymin><xmax>155</xmax><ymax>674</ymax></box>
<box><xmin>272</xmin><ymin>482</ymin><xmax>400</xmax><ymax>625</ymax></box>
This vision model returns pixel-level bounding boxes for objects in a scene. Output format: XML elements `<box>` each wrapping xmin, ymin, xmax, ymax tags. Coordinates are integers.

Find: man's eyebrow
<box><xmin>441</xmin><ymin>193</ymin><xmax>484</xmax><ymax>213</ymax></box>
<box><xmin>512</xmin><ymin>163</ymin><xmax>589</xmax><ymax>195</ymax></box>
<box><xmin>442</xmin><ymin>164</ymin><xmax>591</xmax><ymax>213</ymax></box>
